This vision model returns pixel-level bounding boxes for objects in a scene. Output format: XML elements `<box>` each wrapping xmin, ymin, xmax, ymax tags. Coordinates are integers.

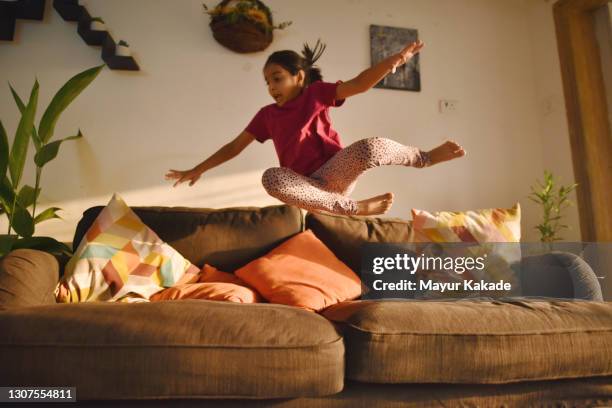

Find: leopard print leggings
<box><xmin>261</xmin><ymin>137</ymin><xmax>431</xmax><ymax>215</ymax></box>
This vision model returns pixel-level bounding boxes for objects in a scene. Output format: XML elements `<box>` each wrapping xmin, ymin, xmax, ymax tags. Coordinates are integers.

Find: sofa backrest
<box><xmin>305</xmin><ymin>212</ymin><xmax>414</xmax><ymax>274</ymax></box>
<box><xmin>72</xmin><ymin>204</ymin><xmax>304</xmax><ymax>272</ymax></box>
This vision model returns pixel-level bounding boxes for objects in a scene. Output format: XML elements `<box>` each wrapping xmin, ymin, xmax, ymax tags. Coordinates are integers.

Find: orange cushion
<box><xmin>150</xmin><ymin>264</ymin><xmax>263</xmax><ymax>303</ymax></box>
<box><xmin>149</xmin><ymin>281</ymin><xmax>260</xmax><ymax>303</ymax></box>
<box><xmin>234</xmin><ymin>229</ymin><xmax>362</xmax><ymax>312</ymax></box>
<box><xmin>198</xmin><ymin>264</ymin><xmax>247</xmax><ymax>285</ymax></box>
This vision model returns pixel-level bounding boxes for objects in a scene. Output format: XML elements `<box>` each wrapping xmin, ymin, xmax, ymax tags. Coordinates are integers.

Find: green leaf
<box><xmin>38</xmin><ymin>65</ymin><xmax>104</xmax><ymax>144</ymax></box>
<box><xmin>11</xmin><ymin>201</ymin><xmax>34</xmax><ymax>238</ymax></box>
<box><xmin>34</xmin><ymin>131</ymin><xmax>82</xmax><ymax>167</ymax></box>
<box><xmin>17</xmin><ymin>185</ymin><xmax>40</xmax><ymax>208</ymax></box>
<box><xmin>0</xmin><ymin>120</ymin><xmax>9</xmax><ymax>181</ymax></box>
<box><xmin>11</xmin><ymin>236</ymin><xmax>72</xmax><ymax>256</ymax></box>
<box><xmin>0</xmin><ymin>194</ymin><xmax>12</xmax><ymax>218</ymax></box>
<box><xmin>34</xmin><ymin>206</ymin><xmax>62</xmax><ymax>224</ymax></box>
<box><xmin>9</xmin><ymin>83</ymin><xmax>25</xmax><ymax>109</ymax></box>
<box><xmin>9</xmin><ymin>83</ymin><xmax>41</xmax><ymax>151</ymax></box>
<box><xmin>9</xmin><ymin>80</ymin><xmax>38</xmax><ymax>188</ymax></box>
<box><xmin>0</xmin><ymin>175</ymin><xmax>17</xmax><ymax>208</ymax></box>
<box><xmin>0</xmin><ymin>234</ymin><xmax>18</xmax><ymax>258</ymax></box>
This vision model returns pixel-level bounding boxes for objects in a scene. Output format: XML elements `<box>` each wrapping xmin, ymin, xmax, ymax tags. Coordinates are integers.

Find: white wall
<box><xmin>0</xmin><ymin>0</ymin><xmax>580</xmax><ymax>243</ymax></box>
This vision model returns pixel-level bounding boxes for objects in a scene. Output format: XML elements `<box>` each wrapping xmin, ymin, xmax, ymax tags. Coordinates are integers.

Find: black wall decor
<box><xmin>0</xmin><ymin>0</ymin><xmax>46</xmax><ymax>41</ymax></box>
<box><xmin>370</xmin><ymin>24</ymin><xmax>421</xmax><ymax>92</ymax></box>
<box><xmin>53</xmin><ymin>0</ymin><xmax>139</xmax><ymax>71</ymax></box>
<box><xmin>0</xmin><ymin>0</ymin><xmax>139</xmax><ymax>71</ymax></box>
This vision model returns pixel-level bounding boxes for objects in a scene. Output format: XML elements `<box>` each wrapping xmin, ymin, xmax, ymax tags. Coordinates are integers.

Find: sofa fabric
<box><xmin>305</xmin><ymin>212</ymin><xmax>413</xmax><ymax>274</ymax></box>
<box><xmin>72</xmin><ymin>204</ymin><xmax>304</xmax><ymax>272</ymax></box>
<box><xmin>1</xmin><ymin>204</ymin><xmax>610</xmax><ymax>403</ymax></box>
<box><xmin>518</xmin><ymin>251</ymin><xmax>604</xmax><ymax>301</ymax></box>
<box><xmin>53</xmin><ymin>378</ymin><xmax>611</xmax><ymax>407</ymax></box>
<box><xmin>322</xmin><ymin>298</ymin><xmax>612</xmax><ymax>384</ymax></box>
<box><xmin>0</xmin><ymin>299</ymin><xmax>345</xmax><ymax>399</ymax></box>
<box><xmin>0</xmin><ymin>249</ymin><xmax>59</xmax><ymax>310</ymax></box>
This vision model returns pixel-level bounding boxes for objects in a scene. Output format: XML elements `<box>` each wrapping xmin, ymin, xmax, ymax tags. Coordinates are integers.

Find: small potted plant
<box><xmin>115</xmin><ymin>40</ymin><xmax>131</xmax><ymax>57</ymax></box>
<box><xmin>90</xmin><ymin>17</ymin><xmax>106</xmax><ymax>31</ymax></box>
<box><xmin>527</xmin><ymin>169</ymin><xmax>579</xmax><ymax>254</ymax></box>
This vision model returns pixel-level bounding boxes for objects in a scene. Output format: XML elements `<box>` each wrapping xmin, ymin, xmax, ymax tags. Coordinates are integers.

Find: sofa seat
<box><xmin>322</xmin><ymin>298</ymin><xmax>612</xmax><ymax>384</ymax></box>
<box><xmin>0</xmin><ymin>300</ymin><xmax>345</xmax><ymax>400</ymax></box>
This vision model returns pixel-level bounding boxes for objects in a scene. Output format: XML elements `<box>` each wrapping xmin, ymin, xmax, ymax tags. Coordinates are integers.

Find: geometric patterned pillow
<box><xmin>408</xmin><ymin>203</ymin><xmax>522</xmax><ymax>298</ymax></box>
<box><xmin>54</xmin><ymin>193</ymin><xmax>200</xmax><ymax>303</ymax></box>
<box><xmin>409</xmin><ymin>202</ymin><xmax>521</xmax><ymax>243</ymax></box>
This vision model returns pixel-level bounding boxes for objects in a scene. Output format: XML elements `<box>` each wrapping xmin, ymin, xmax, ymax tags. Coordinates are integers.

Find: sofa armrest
<box><xmin>0</xmin><ymin>248</ymin><xmax>59</xmax><ymax>310</ymax></box>
<box><xmin>515</xmin><ymin>251</ymin><xmax>603</xmax><ymax>301</ymax></box>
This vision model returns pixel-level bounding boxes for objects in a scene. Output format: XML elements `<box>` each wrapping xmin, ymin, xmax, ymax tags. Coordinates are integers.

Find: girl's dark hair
<box><xmin>265</xmin><ymin>39</ymin><xmax>326</xmax><ymax>86</ymax></box>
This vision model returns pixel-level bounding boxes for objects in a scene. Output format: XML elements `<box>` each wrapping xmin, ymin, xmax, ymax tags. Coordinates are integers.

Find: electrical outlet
<box><xmin>439</xmin><ymin>99</ymin><xmax>458</xmax><ymax>113</ymax></box>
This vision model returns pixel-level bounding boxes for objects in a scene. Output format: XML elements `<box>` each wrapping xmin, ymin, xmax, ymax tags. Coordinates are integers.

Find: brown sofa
<box><xmin>1</xmin><ymin>204</ymin><xmax>611</xmax><ymax>407</ymax></box>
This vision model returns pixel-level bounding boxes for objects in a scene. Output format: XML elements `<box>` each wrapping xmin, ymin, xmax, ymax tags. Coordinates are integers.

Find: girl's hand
<box><xmin>391</xmin><ymin>40</ymin><xmax>424</xmax><ymax>73</ymax></box>
<box><xmin>165</xmin><ymin>167</ymin><xmax>204</xmax><ymax>187</ymax></box>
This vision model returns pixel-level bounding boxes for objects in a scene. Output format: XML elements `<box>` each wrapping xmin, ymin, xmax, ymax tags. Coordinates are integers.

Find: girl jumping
<box><xmin>165</xmin><ymin>39</ymin><xmax>466</xmax><ymax>216</ymax></box>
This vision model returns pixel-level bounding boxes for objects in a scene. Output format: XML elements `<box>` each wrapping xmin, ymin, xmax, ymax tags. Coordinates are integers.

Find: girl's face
<box><xmin>263</xmin><ymin>63</ymin><xmax>305</xmax><ymax>107</ymax></box>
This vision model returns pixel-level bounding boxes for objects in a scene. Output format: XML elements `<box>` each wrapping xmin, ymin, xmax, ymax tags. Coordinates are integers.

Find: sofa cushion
<box><xmin>198</xmin><ymin>263</ymin><xmax>252</xmax><ymax>284</ymax></box>
<box><xmin>407</xmin><ymin>203</ymin><xmax>522</xmax><ymax>298</ymax></box>
<box><xmin>0</xmin><ymin>249</ymin><xmax>59</xmax><ymax>310</ymax></box>
<box><xmin>235</xmin><ymin>229</ymin><xmax>362</xmax><ymax>312</ymax></box>
<box><xmin>409</xmin><ymin>202</ymin><xmax>521</xmax><ymax>242</ymax></box>
<box><xmin>149</xmin><ymin>281</ymin><xmax>262</xmax><ymax>303</ymax></box>
<box><xmin>149</xmin><ymin>262</ymin><xmax>263</xmax><ymax>303</ymax></box>
<box><xmin>322</xmin><ymin>299</ymin><xmax>612</xmax><ymax>384</ymax></box>
<box><xmin>56</xmin><ymin>193</ymin><xmax>201</xmax><ymax>303</ymax></box>
<box><xmin>305</xmin><ymin>212</ymin><xmax>413</xmax><ymax>274</ymax></box>
<box><xmin>72</xmin><ymin>204</ymin><xmax>304</xmax><ymax>272</ymax></box>
<box><xmin>0</xmin><ymin>300</ymin><xmax>344</xmax><ymax>399</ymax></box>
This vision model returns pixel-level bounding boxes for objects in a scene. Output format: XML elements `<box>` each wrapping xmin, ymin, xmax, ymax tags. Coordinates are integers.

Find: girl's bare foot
<box><xmin>355</xmin><ymin>192</ymin><xmax>394</xmax><ymax>215</ymax></box>
<box><xmin>426</xmin><ymin>140</ymin><xmax>466</xmax><ymax>166</ymax></box>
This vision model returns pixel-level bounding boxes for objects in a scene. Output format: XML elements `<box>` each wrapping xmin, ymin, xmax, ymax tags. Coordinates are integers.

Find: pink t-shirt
<box><xmin>244</xmin><ymin>80</ymin><xmax>346</xmax><ymax>177</ymax></box>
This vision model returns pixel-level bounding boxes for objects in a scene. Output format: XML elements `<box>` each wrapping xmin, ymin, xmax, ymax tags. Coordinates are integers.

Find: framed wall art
<box><xmin>370</xmin><ymin>24</ymin><xmax>421</xmax><ymax>92</ymax></box>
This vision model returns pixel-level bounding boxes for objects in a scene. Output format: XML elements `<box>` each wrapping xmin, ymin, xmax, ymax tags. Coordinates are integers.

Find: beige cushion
<box><xmin>0</xmin><ymin>300</ymin><xmax>344</xmax><ymax>399</ymax></box>
<box><xmin>323</xmin><ymin>299</ymin><xmax>612</xmax><ymax>384</ymax></box>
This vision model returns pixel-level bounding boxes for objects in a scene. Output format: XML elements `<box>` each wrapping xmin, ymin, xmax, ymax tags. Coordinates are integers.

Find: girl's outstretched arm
<box><xmin>336</xmin><ymin>40</ymin><xmax>424</xmax><ymax>100</ymax></box>
<box><xmin>165</xmin><ymin>131</ymin><xmax>255</xmax><ymax>187</ymax></box>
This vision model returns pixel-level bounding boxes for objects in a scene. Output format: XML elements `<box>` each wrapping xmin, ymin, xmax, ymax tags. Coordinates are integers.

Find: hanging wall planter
<box><xmin>202</xmin><ymin>0</ymin><xmax>291</xmax><ymax>53</ymax></box>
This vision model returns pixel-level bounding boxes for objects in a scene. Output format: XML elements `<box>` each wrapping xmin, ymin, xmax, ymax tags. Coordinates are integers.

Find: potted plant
<box><xmin>0</xmin><ymin>65</ymin><xmax>104</xmax><ymax>258</ymax></box>
<box><xmin>90</xmin><ymin>17</ymin><xmax>106</xmax><ymax>31</ymax></box>
<box><xmin>202</xmin><ymin>0</ymin><xmax>291</xmax><ymax>53</ymax></box>
<box><xmin>116</xmin><ymin>40</ymin><xmax>131</xmax><ymax>57</ymax></box>
<box><xmin>527</xmin><ymin>169</ymin><xmax>579</xmax><ymax>254</ymax></box>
